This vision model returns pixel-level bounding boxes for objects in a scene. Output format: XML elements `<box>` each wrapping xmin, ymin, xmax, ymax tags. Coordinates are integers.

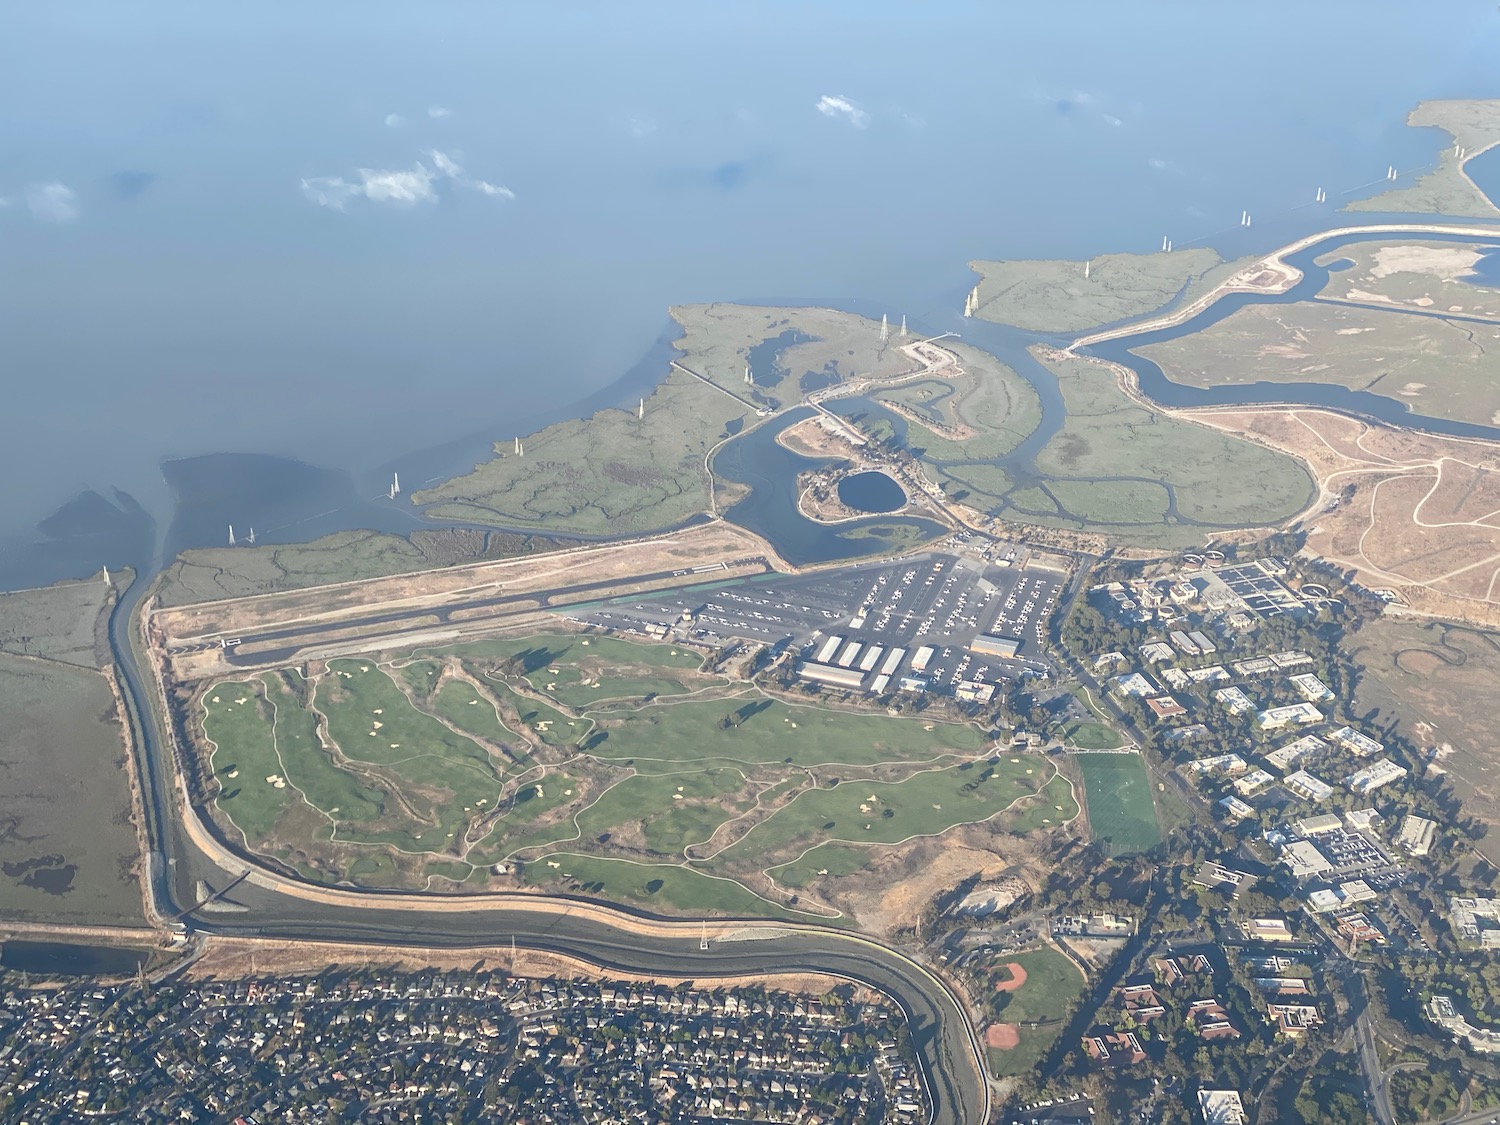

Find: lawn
<box><xmin>720</xmin><ymin>757</ymin><xmax>1054</xmax><ymax>861</ymax></box>
<box><xmin>202</xmin><ymin>678</ymin><xmax>302</xmax><ymax>846</ymax></box>
<box><xmin>981</xmin><ymin>945</ymin><xmax>1088</xmax><ymax>1077</ymax></box>
<box><xmin>1076</xmin><ymin>753</ymin><xmax>1162</xmax><ymax>855</ymax></box>
<box><xmin>1064</xmin><ymin>720</ymin><xmax>1123</xmax><ymax>750</ymax></box>
<box><xmin>585</xmin><ymin>696</ymin><xmax>988</xmax><ymax>769</ymax></box>
<box><xmin>524</xmin><ymin>853</ymin><xmax>795</xmax><ymax>917</ymax></box>
<box><xmin>769</xmin><ymin>842</ymin><xmax>878</xmax><ymax>888</ymax></box>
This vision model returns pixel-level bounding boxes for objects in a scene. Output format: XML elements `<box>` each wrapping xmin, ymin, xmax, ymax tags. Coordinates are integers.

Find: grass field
<box><xmin>1137</xmin><ymin>297</ymin><xmax>1500</xmax><ymax>430</ymax></box>
<box><xmin>413</xmin><ymin>304</ymin><xmax>942</xmax><ymax>537</ymax></box>
<box><xmin>1351</xmin><ymin>616</ymin><xmax>1500</xmax><ymax>841</ymax></box>
<box><xmin>193</xmin><ymin>629</ymin><xmax>1080</xmax><ymax>918</ymax></box>
<box><xmin>979</xmin><ymin>945</ymin><xmax>1088</xmax><ymax>1077</ymax></box>
<box><xmin>1076</xmin><ymin>753</ymin><xmax>1162</xmax><ymax>855</ymax></box>
<box><xmin>870</xmin><ymin>346</ymin><xmax>1044</xmax><ymax>463</ymax></box>
<box><xmin>1346</xmin><ymin>99</ymin><xmax>1500</xmax><ymax>218</ymax></box>
<box><xmin>523</xmin><ymin>852</ymin><xmax>794</xmax><ymax>918</ymax></box>
<box><xmin>580</xmin><ymin>697</ymin><xmax>988</xmax><ymax>769</ymax></box>
<box><xmin>721</xmin><ymin>756</ymin><xmax>1060</xmax><ymax>864</ymax></box>
<box><xmin>1015</xmin><ymin>351</ymin><xmax>1313</xmax><ymax>545</ymax></box>
<box><xmin>1065</xmin><ymin>720</ymin><xmax>1124</xmax><ymax>749</ymax></box>
<box><xmin>0</xmin><ymin>653</ymin><xmax>143</xmax><ymax>925</ymax></box>
<box><xmin>0</xmin><ymin>577</ymin><xmax>112</xmax><ymax>667</ymax></box>
<box><xmin>969</xmin><ymin>248</ymin><xmax>1225</xmax><ymax>334</ymax></box>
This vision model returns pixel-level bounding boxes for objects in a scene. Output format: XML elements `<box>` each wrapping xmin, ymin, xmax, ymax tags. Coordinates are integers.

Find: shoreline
<box><xmin>1067</xmin><ymin>221</ymin><xmax>1500</xmax><ymax>354</ymax></box>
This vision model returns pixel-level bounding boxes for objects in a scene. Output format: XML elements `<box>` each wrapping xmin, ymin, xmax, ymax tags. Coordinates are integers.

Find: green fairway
<box><xmin>721</xmin><ymin>757</ymin><xmax>1052</xmax><ymax>861</ymax></box>
<box><xmin>429</xmin><ymin>677</ymin><xmax>521</xmax><ymax>746</ymax></box>
<box><xmin>524</xmin><ymin>852</ymin><xmax>794</xmax><ymax>917</ymax></box>
<box><xmin>1076</xmin><ymin>753</ymin><xmax>1162</xmax><ymax>855</ymax></box>
<box><xmin>1065</xmin><ymin>720</ymin><xmax>1123</xmax><ymax>750</ymax></box>
<box><xmin>585</xmin><ymin>697</ymin><xmax>988</xmax><ymax>769</ymax></box>
<box><xmin>476</xmin><ymin>679</ymin><xmax>579</xmax><ymax>747</ymax></box>
<box><xmin>202</xmin><ymin>679</ymin><xmax>302</xmax><ymax>845</ymax></box>
<box><xmin>769</xmin><ymin>842</ymin><xmax>876</xmax><ymax>888</ymax></box>
<box><xmin>981</xmin><ymin>945</ymin><xmax>1088</xmax><ymax>1077</ymax></box>
<box><xmin>262</xmin><ymin>674</ymin><xmax>386</xmax><ymax>826</ymax></box>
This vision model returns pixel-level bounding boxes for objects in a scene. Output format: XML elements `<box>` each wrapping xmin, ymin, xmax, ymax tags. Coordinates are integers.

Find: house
<box><xmin>1327</xmin><ymin>725</ymin><xmax>1384</xmax><ymax>759</ymax></box>
<box><xmin>1187</xmin><ymin>999</ymin><xmax>1240</xmax><ymax>1040</ymax></box>
<box><xmin>1219</xmin><ymin>796</ymin><xmax>1256</xmax><ymax>820</ymax></box>
<box><xmin>1257</xmin><ymin>703</ymin><xmax>1324</xmax><ymax>731</ymax></box>
<box><xmin>1214</xmin><ymin>686</ymin><xmax>1255</xmax><ymax>714</ymax></box>
<box><xmin>1117</xmin><ymin>982</ymin><xmax>1165</xmax><ymax>1021</ymax></box>
<box><xmin>1334</xmin><ymin>912</ymin><xmax>1384</xmax><ymax>944</ymax></box>
<box><xmin>1193</xmin><ymin>862</ymin><xmax>1254</xmax><ymax>898</ymax></box>
<box><xmin>1234</xmin><ymin>768</ymin><xmax>1274</xmax><ymax>796</ymax></box>
<box><xmin>1289</xmin><ymin>673</ymin><xmax>1334</xmax><ymax>702</ymax></box>
<box><xmin>1114</xmin><ymin>672</ymin><xmax>1157</xmax><ymax>698</ymax></box>
<box><xmin>1281</xmin><ymin>840</ymin><xmax>1333</xmax><ymax>880</ymax></box>
<box><xmin>1294</xmin><ymin>813</ymin><xmax>1343</xmax><ymax>837</ymax></box>
<box><xmin>1449</xmin><ymin>898</ymin><xmax>1500</xmax><ymax>949</ymax></box>
<box><xmin>1345</xmin><ymin>759</ymin><xmax>1408</xmax><ymax>795</ymax></box>
<box><xmin>1082</xmin><ymin>1031</ymin><xmax>1145</xmax><ymax>1066</ymax></box>
<box><xmin>1267</xmin><ymin>1003</ymin><xmax>1323</xmax><ymax>1037</ymax></box>
<box><xmin>1155</xmin><ymin>954</ymin><xmax>1212</xmax><ymax>987</ymax></box>
<box><xmin>1198</xmin><ymin>1090</ymin><xmax>1247</xmax><ymax>1125</ymax></box>
<box><xmin>1264</xmin><ymin>734</ymin><xmax>1327</xmax><ymax>774</ymax></box>
<box><xmin>1283</xmin><ymin>771</ymin><xmax>1334</xmax><ymax>803</ymax></box>
<box><xmin>1140</xmin><ymin>640</ymin><xmax>1176</xmax><ymax>663</ymax></box>
<box><xmin>1185</xmin><ymin>753</ymin><xmax>1247</xmax><ymax>777</ymax></box>
<box><xmin>1147</xmin><ymin>695</ymin><xmax>1188</xmax><ymax>720</ymax></box>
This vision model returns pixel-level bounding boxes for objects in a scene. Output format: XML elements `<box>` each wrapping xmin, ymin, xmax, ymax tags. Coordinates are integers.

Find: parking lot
<box><xmin>564</xmin><ymin>543</ymin><xmax>1066</xmax><ymax>694</ymax></box>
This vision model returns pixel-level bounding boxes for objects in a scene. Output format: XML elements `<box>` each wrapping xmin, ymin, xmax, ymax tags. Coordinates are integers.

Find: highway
<box><xmin>111</xmin><ymin>574</ymin><xmax>991</xmax><ymax>1125</ymax></box>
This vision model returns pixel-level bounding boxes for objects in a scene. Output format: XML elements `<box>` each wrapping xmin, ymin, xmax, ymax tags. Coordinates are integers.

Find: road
<box><xmin>111</xmin><ymin>575</ymin><xmax>991</xmax><ymax>1125</ymax></box>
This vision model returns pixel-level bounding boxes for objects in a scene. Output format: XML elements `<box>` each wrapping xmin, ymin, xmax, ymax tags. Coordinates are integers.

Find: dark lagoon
<box><xmin>838</xmin><ymin>471</ymin><xmax>906</xmax><ymax>513</ymax></box>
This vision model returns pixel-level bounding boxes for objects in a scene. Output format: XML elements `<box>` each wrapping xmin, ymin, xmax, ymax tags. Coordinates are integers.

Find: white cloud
<box><xmin>27</xmin><ymin>182</ymin><xmax>78</xmax><ymax>222</ymax></box>
<box><xmin>301</xmin><ymin>163</ymin><xmax>438</xmax><ymax>209</ymax></box>
<box><xmin>469</xmin><ymin>180</ymin><xmax>515</xmax><ymax>199</ymax></box>
<box><xmin>628</xmin><ymin>115</ymin><xmax>658</xmax><ymax>139</ymax></box>
<box><xmin>359</xmin><ymin>165</ymin><xmax>439</xmax><ymax>204</ymax></box>
<box><xmin>303</xmin><ymin>151</ymin><xmax>512</xmax><ymax>209</ymax></box>
<box><xmin>1102</xmin><ymin>114</ymin><xmax>1123</xmax><ymax>127</ymax></box>
<box><xmin>385</xmin><ymin>113</ymin><xmax>406</xmax><ymax>128</ymax></box>
<box><xmin>816</xmin><ymin>94</ymin><xmax>870</xmax><ymax>129</ymax></box>
<box><xmin>427</xmin><ymin>105</ymin><xmax>451</xmax><ymax>119</ymax></box>
<box><xmin>428</xmin><ymin>149</ymin><xmax>463</xmax><ymax>178</ymax></box>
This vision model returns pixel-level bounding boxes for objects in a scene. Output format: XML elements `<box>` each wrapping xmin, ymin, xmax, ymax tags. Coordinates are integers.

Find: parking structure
<box><xmin>562</xmin><ymin>542</ymin><xmax>1066</xmax><ymax>697</ymax></box>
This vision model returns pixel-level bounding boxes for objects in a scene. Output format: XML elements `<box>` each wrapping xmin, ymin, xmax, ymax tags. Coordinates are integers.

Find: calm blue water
<box><xmin>4</xmin><ymin>1</ymin><xmax>1500</xmax><ymax>588</ymax></box>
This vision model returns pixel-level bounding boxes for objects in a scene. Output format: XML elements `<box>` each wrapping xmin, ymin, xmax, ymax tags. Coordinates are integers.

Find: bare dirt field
<box><xmin>1180</xmin><ymin>406</ymin><xmax>1500</xmax><ymax>625</ymax></box>
<box><xmin>189</xmin><ymin>937</ymin><xmax>858</xmax><ymax>999</ymax></box>
<box><xmin>985</xmin><ymin>1022</ymin><xmax>1021</xmax><ymax>1050</ymax></box>
<box><xmin>992</xmin><ymin>962</ymin><xmax>1028</xmax><ymax>993</ymax></box>
<box><xmin>1351</xmin><ymin>616</ymin><xmax>1500</xmax><ymax>843</ymax></box>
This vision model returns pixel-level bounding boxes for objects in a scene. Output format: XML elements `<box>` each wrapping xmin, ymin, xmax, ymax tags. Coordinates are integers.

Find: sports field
<box><xmin>1075</xmin><ymin>753</ymin><xmax>1162</xmax><ymax>855</ymax></box>
<box><xmin>977</xmin><ymin>945</ymin><xmax>1088</xmax><ymax>1077</ymax></box>
<box><xmin>193</xmin><ymin>629</ymin><xmax>1073</xmax><ymax>920</ymax></box>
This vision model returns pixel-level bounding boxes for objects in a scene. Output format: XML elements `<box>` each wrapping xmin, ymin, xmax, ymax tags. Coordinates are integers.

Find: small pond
<box><xmin>837</xmin><ymin>471</ymin><xmax>906</xmax><ymax>513</ymax></box>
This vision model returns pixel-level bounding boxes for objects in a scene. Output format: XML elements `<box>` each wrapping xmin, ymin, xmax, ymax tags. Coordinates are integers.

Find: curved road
<box><xmin>108</xmin><ymin>581</ymin><xmax>990</xmax><ymax>1125</ymax></box>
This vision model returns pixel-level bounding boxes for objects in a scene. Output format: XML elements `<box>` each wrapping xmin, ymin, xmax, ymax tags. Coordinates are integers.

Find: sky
<box><xmin>2</xmin><ymin>1</ymin><xmax>1499</xmax><ymax>582</ymax></box>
